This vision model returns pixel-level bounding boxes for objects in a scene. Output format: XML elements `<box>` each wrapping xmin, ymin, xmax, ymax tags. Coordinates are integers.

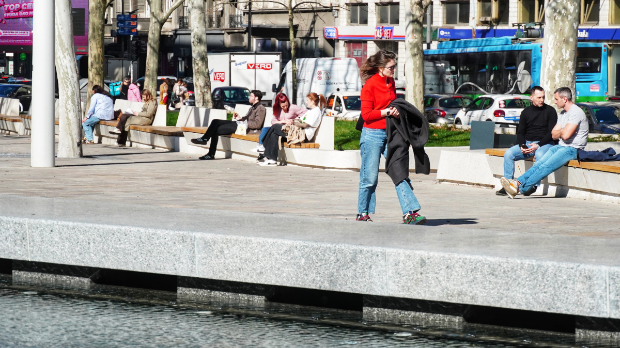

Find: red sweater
<box><xmin>360</xmin><ymin>73</ymin><xmax>396</xmax><ymax>129</ymax></box>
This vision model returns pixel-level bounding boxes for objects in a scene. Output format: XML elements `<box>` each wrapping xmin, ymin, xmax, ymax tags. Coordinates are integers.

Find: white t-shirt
<box><xmin>558</xmin><ymin>104</ymin><xmax>589</xmax><ymax>149</ymax></box>
<box><xmin>300</xmin><ymin>107</ymin><xmax>322</xmax><ymax>140</ymax></box>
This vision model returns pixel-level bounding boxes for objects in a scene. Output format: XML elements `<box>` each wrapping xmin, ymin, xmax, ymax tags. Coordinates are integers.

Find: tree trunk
<box><xmin>144</xmin><ymin>0</ymin><xmax>186</xmax><ymax>97</ymax></box>
<box><xmin>55</xmin><ymin>0</ymin><xmax>83</xmax><ymax>158</ymax></box>
<box><xmin>288</xmin><ymin>0</ymin><xmax>297</xmax><ymax>104</ymax></box>
<box><xmin>188</xmin><ymin>0</ymin><xmax>213</xmax><ymax>108</ymax></box>
<box><xmin>86</xmin><ymin>0</ymin><xmax>107</xmax><ymax>113</ymax></box>
<box><xmin>405</xmin><ymin>0</ymin><xmax>431</xmax><ymax>110</ymax></box>
<box><xmin>540</xmin><ymin>0</ymin><xmax>580</xmax><ymax>102</ymax></box>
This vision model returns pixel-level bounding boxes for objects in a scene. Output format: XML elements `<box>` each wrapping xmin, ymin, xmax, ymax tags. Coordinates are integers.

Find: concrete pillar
<box><xmin>31</xmin><ymin>0</ymin><xmax>56</xmax><ymax>167</ymax></box>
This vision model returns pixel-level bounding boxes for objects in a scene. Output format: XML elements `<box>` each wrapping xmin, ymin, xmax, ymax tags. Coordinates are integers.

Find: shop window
<box><xmin>377</xmin><ymin>3</ymin><xmax>399</xmax><ymax>25</ymax></box>
<box><xmin>349</xmin><ymin>4</ymin><xmax>368</xmax><ymax>25</ymax></box>
<box><xmin>581</xmin><ymin>0</ymin><xmax>599</xmax><ymax>23</ymax></box>
<box><xmin>519</xmin><ymin>0</ymin><xmax>543</xmax><ymax>22</ymax></box>
<box><xmin>444</xmin><ymin>2</ymin><xmax>470</xmax><ymax>24</ymax></box>
<box><xmin>478</xmin><ymin>0</ymin><xmax>508</xmax><ymax>24</ymax></box>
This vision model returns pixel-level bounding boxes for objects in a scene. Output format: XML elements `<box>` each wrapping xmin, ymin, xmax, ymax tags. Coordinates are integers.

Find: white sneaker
<box><xmin>500</xmin><ymin>177</ymin><xmax>519</xmax><ymax>199</ymax></box>
<box><xmin>251</xmin><ymin>145</ymin><xmax>265</xmax><ymax>153</ymax></box>
<box><xmin>109</xmin><ymin>129</ymin><xmax>121</xmax><ymax>135</ymax></box>
<box><xmin>259</xmin><ymin>159</ymin><xmax>277</xmax><ymax>166</ymax></box>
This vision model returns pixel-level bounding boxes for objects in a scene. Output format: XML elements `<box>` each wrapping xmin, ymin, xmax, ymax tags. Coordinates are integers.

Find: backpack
<box><xmin>109</xmin><ymin>81</ymin><xmax>122</xmax><ymax>97</ymax></box>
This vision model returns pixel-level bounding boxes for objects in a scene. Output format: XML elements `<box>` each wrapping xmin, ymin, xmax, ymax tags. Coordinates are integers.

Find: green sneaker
<box><xmin>403</xmin><ymin>211</ymin><xmax>426</xmax><ymax>225</ymax></box>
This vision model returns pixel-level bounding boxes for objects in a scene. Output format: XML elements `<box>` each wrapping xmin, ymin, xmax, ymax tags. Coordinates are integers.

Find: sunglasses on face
<box><xmin>384</xmin><ymin>65</ymin><xmax>396</xmax><ymax>71</ymax></box>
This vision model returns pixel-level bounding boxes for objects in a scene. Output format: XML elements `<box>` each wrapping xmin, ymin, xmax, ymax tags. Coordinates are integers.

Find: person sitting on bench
<box><xmin>500</xmin><ymin>87</ymin><xmax>589</xmax><ymax>199</ymax></box>
<box><xmin>496</xmin><ymin>86</ymin><xmax>557</xmax><ymax>196</ymax></box>
<box><xmin>191</xmin><ymin>90</ymin><xmax>266</xmax><ymax>160</ymax></box>
<box><xmin>109</xmin><ymin>89</ymin><xmax>158</xmax><ymax>147</ymax></box>
<box><xmin>82</xmin><ymin>85</ymin><xmax>114</xmax><ymax>144</ymax></box>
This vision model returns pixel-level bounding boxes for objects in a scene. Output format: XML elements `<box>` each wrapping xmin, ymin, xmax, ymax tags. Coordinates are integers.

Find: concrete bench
<box><xmin>0</xmin><ymin>97</ymin><xmax>24</xmax><ymax>135</ymax></box>
<box><xmin>436</xmin><ymin>144</ymin><xmax>620</xmax><ymax>203</ymax></box>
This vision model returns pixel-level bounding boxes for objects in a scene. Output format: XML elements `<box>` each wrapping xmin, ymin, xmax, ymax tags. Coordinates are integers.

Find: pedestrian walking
<box><xmin>356</xmin><ymin>50</ymin><xmax>426</xmax><ymax>225</ymax></box>
<box><xmin>82</xmin><ymin>85</ymin><xmax>114</xmax><ymax>144</ymax></box>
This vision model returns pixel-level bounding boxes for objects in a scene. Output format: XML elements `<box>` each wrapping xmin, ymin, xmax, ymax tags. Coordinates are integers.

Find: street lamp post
<box><xmin>31</xmin><ymin>0</ymin><xmax>56</xmax><ymax>167</ymax></box>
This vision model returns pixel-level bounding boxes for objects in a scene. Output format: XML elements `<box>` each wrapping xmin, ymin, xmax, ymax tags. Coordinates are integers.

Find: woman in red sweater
<box><xmin>356</xmin><ymin>50</ymin><xmax>426</xmax><ymax>225</ymax></box>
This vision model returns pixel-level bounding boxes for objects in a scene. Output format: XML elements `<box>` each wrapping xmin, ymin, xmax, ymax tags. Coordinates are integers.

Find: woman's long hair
<box><xmin>142</xmin><ymin>89</ymin><xmax>154</xmax><ymax>103</ymax></box>
<box><xmin>307</xmin><ymin>92</ymin><xmax>326</xmax><ymax>110</ymax></box>
<box><xmin>92</xmin><ymin>85</ymin><xmax>113</xmax><ymax>100</ymax></box>
<box><xmin>272</xmin><ymin>93</ymin><xmax>291</xmax><ymax>117</ymax></box>
<box><xmin>360</xmin><ymin>50</ymin><xmax>397</xmax><ymax>83</ymax></box>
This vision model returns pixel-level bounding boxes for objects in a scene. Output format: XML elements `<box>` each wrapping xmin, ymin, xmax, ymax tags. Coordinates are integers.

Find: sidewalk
<box><xmin>1</xmin><ymin>136</ymin><xmax>619</xmax><ymax>234</ymax></box>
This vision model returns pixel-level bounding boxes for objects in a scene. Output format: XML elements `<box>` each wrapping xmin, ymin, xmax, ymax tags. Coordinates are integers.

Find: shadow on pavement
<box><xmin>425</xmin><ymin>218</ymin><xmax>478</xmax><ymax>226</ymax></box>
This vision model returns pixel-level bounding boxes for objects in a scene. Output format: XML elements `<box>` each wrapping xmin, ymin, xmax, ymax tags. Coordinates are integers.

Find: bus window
<box><xmin>516</xmin><ymin>51</ymin><xmax>533</xmax><ymax>93</ymax></box>
<box><xmin>504</xmin><ymin>51</ymin><xmax>518</xmax><ymax>93</ymax></box>
<box><xmin>576</xmin><ymin>47</ymin><xmax>602</xmax><ymax>73</ymax></box>
<box><xmin>488</xmin><ymin>52</ymin><xmax>504</xmax><ymax>94</ymax></box>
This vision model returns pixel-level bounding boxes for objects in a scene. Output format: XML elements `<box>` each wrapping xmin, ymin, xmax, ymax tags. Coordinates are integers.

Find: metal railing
<box><xmin>208</xmin><ymin>15</ymin><xmax>221</xmax><ymax>28</ymax></box>
<box><xmin>229</xmin><ymin>14</ymin><xmax>244</xmax><ymax>28</ymax></box>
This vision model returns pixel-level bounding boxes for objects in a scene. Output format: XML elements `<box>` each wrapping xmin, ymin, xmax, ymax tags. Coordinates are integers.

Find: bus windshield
<box><xmin>576</xmin><ymin>47</ymin><xmax>602</xmax><ymax>73</ymax></box>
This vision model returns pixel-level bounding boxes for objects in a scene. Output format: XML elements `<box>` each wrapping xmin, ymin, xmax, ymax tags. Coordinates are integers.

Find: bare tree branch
<box><xmin>163</xmin><ymin>0</ymin><xmax>187</xmax><ymax>21</ymax></box>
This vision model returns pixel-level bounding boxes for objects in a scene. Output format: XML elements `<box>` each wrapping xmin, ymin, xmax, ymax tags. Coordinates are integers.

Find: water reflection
<box><xmin>0</xmin><ymin>275</ymin><xmax>607</xmax><ymax>347</ymax></box>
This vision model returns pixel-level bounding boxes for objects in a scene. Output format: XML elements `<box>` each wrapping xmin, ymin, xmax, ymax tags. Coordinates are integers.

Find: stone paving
<box><xmin>1</xmin><ymin>135</ymin><xmax>619</xmax><ymax>236</ymax></box>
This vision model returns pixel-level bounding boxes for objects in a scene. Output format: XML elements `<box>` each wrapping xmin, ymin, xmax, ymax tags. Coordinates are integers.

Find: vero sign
<box><xmin>213</xmin><ymin>72</ymin><xmax>225</xmax><ymax>82</ymax></box>
<box><xmin>247</xmin><ymin>63</ymin><xmax>273</xmax><ymax>70</ymax></box>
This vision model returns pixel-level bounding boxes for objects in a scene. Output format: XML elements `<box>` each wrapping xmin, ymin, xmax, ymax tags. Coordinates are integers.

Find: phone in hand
<box><xmin>520</xmin><ymin>144</ymin><xmax>529</xmax><ymax>149</ymax></box>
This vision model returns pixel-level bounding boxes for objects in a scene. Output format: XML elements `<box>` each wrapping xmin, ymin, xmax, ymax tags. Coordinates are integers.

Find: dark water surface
<box><xmin>0</xmin><ymin>276</ymin><xmax>605</xmax><ymax>348</ymax></box>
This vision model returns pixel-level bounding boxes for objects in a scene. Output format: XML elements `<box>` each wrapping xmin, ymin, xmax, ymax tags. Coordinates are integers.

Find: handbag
<box><xmin>355</xmin><ymin>115</ymin><xmax>364</xmax><ymax>131</ymax></box>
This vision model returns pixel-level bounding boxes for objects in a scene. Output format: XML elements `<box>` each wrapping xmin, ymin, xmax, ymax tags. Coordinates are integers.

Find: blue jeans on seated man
<box><xmin>82</xmin><ymin>116</ymin><xmax>100</xmax><ymax>141</ymax></box>
<box><xmin>258</xmin><ymin>126</ymin><xmax>270</xmax><ymax>145</ymax></box>
<box><xmin>503</xmin><ymin>141</ymin><xmax>553</xmax><ymax>187</ymax></box>
<box><xmin>357</xmin><ymin>127</ymin><xmax>421</xmax><ymax>215</ymax></box>
<box><xmin>516</xmin><ymin>145</ymin><xmax>578</xmax><ymax>193</ymax></box>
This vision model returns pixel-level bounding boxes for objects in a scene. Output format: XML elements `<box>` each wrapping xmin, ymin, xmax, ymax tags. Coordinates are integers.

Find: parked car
<box><xmin>423</xmin><ymin>94</ymin><xmax>473</xmax><ymax>125</ymax></box>
<box><xmin>324</xmin><ymin>91</ymin><xmax>405</xmax><ymax>120</ymax></box>
<box><xmin>212</xmin><ymin>86</ymin><xmax>251</xmax><ymax>110</ymax></box>
<box><xmin>454</xmin><ymin>95</ymin><xmax>531</xmax><ymax>126</ymax></box>
<box><xmin>577</xmin><ymin>102</ymin><xmax>620</xmax><ymax>134</ymax></box>
<box><xmin>0</xmin><ymin>84</ymin><xmax>31</xmax><ymax>112</ymax></box>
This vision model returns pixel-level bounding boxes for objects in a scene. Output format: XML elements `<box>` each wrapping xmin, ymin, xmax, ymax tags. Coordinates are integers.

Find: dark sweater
<box><xmin>516</xmin><ymin>104</ymin><xmax>558</xmax><ymax>147</ymax></box>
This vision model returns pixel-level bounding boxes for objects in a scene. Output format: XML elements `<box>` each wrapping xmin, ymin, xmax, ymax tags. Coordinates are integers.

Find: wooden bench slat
<box><xmin>181</xmin><ymin>126</ymin><xmax>208</xmax><ymax>133</ymax></box>
<box><xmin>0</xmin><ymin>116</ymin><xmax>21</xmax><ymax>122</ymax></box>
<box><xmin>182</xmin><ymin>126</ymin><xmax>319</xmax><ymax>149</ymax></box>
<box><xmin>486</xmin><ymin>148</ymin><xmax>620</xmax><ymax>174</ymax></box>
<box><xmin>128</xmin><ymin>125</ymin><xmax>184</xmax><ymax>136</ymax></box>
<box><xmin>100</xmin><ymin>120</ymin><xmax>119</xmax><ymax>127</ymax></box>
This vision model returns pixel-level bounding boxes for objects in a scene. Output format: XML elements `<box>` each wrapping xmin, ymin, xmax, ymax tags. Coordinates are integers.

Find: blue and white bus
<box><xmin>423</xmin><ymin>37</ymin><xmax>608</xmax><ymax>102</ymax></box>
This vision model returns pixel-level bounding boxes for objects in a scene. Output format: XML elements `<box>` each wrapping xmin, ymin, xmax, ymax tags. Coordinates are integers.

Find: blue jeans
<box><xmin>357</xmin><ymin>128</ymin><xmax>421</xmax><ymax>215</ymax></box>
<box><xmin>516</xmin><ymin>145</ymin><xmax>578</xmax><ymax>192</ymax></box>
<box><xmin>82</xmin><ymin>116</ymin><xmax>100</xmax><ymax>141</ymax></box>
<box><xmin>258</xmin><ymin>126</ymin><xmax>270</xmax><ymax>145</ymax></box>
<box><xmin>503</xmin><ymin>141</ymin><xmax>553</xmax><ymax>187</ymax></box>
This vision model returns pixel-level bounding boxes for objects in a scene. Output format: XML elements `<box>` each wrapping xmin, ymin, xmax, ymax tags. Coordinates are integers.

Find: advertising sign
<box><xmin>117</xmin><ymin>14</ymin><xmax>137</xmax><ymax>21</ymax></box>
<box><xmin>375</xmin><ymin>26</ymin><xmax>394</xmax><ymax>40</ymax></box>
<box><xmin>323</xmin><ymin>27</ymin><xmax>337</xmax><ymax>39</ymax></box>
<box><xmin>0</xmin><ymin>0</ymin><xmax>88</xmax><ymax>52</ymax></box>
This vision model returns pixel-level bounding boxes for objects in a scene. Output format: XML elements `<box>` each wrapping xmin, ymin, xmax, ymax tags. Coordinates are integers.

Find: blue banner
<box><xmin>117</xmin><ymin>14</ymin><xmax>137</xmax><ymax>21</ymax></box>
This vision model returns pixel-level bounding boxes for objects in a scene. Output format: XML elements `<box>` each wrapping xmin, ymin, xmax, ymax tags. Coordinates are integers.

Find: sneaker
<box><xmin>259</xmin><ymin>159</ymin><xmax>277</xmax><ymax>166</ymax></box>
<box><xmin>500</xmin><ymin>177</ymin><xmax>519</xmax><ymax>199</ymax></box>
<box><xmin>117</xmin><ymin>143</ymin><xmax>126</xmax><ymax>147</ymax></box>
<box><xmin>191</xmin><ymin>137</ymin><xmax>207</xmax><ymax>145</ymax></box>
<box><xmin>356</xmin><ymin>213</ymin><xmax>373</xmax><ymax>222</ymax></box>
<box><xmin>109</xmin><ymin>129</ymin><xmax>121</xmax><ymax>135</ymax></box>
<box><xmin>251</xmin><ymin>145</ymin><xmax>265</xmax><ymax>153</ymax></box>
<box><xmin>495</xmin><ymin>188</ymin><xmax>507</xmax><ymax>196</ymax></box>
<box><xmin>256</xmin><ymin>153</ymin><xmax>265</xmax><ymax>163</ymax></box>
<box><xmin>403</xmin><ymin>211</ymin><xmax>427</xmax><ymax>225</ymax></box>
<box><xmin>522</xmin><ymin>185</ymin><xmax>537</xmax><ymax>197</ymax></box>
<box><xmin>199</xmin><ymin>154</ymin><xmax>215</xmax><ymax>160</ymax></box>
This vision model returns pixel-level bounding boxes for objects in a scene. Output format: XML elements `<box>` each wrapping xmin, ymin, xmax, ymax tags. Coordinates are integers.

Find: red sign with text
<box><xmin>213</xmin><ymin>72</ymin><xmax>225</xmax><ymax>82</ymax></box>
<box><xmin>247</xmin><ymin>63</ymin><xmax>273</xmax><ymax>70</ymax></box>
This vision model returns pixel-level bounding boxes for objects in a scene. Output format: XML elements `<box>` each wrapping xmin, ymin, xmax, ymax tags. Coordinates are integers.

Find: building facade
<box><xmin>328</xmin><ymin>0</ymin><xmax>620</xmax><ymax>95</ymax></box>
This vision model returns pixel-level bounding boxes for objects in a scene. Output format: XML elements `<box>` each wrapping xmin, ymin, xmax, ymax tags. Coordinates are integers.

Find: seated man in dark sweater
<box><xmin>191</xmin><ymin>90</ymin><xmax>266</xmax><ymax>160</ymax></box>
<box><xmin>496</xmin><ymin>86</ymin><xmax>558</xmax><ymax>196</ymax></box>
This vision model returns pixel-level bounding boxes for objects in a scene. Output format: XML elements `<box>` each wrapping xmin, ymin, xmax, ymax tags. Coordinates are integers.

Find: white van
<box><xmin>207</xmin><ymin>52</ymin><xmax>281</xmax><ymax>105</ymax></box>
<box><xmin>274</xmin><ymin>58</ymin><xmax>362</xmax><ymax>104</ymax></box>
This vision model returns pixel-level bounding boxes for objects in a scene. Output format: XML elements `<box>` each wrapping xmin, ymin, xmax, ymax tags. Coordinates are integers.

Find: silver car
<box><xmin>423</xmin><ymin>94</ymin><xmax>473</xmax><ymax>125</ymax></box>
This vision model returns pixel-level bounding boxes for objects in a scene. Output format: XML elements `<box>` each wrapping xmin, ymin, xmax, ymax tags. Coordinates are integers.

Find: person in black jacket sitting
<box><xmin>496</xmin><ymin>86</ymin><xmax>558</xmax><ymax>196</ymax></box>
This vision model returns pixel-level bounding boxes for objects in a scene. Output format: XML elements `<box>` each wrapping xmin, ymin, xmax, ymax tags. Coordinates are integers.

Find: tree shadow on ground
<box><xmin>424</xmin><ymin>218</ymin><xmax>478</xmax><ymax>226</ymax></box>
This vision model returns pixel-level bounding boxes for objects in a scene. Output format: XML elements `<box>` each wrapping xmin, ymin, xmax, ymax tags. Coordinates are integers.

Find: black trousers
<box><xmin>201</xmin><ymin>119</ymin><xmax>238</xmax><ymax>156</ymax></box>
<box><xmin>116</xmin><ymin>113</ymin><xmax>132</xmax><ymax>145</ymax></box>
<box><xmin>263</xmin><ymin>124</ymin><xmax>287</xmax><ymax>160</ymax></box>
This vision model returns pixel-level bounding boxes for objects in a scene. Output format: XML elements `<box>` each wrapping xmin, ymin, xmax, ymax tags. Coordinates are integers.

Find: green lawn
<box><xmin>334</xmin><ymin>120</ymin><xmax>470</xmax><ymax>150</ymax></box>
<box><xmin>166</xmin><ymin>110</ymin><xmax>179</xmax><ymax>127</ymax></box>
